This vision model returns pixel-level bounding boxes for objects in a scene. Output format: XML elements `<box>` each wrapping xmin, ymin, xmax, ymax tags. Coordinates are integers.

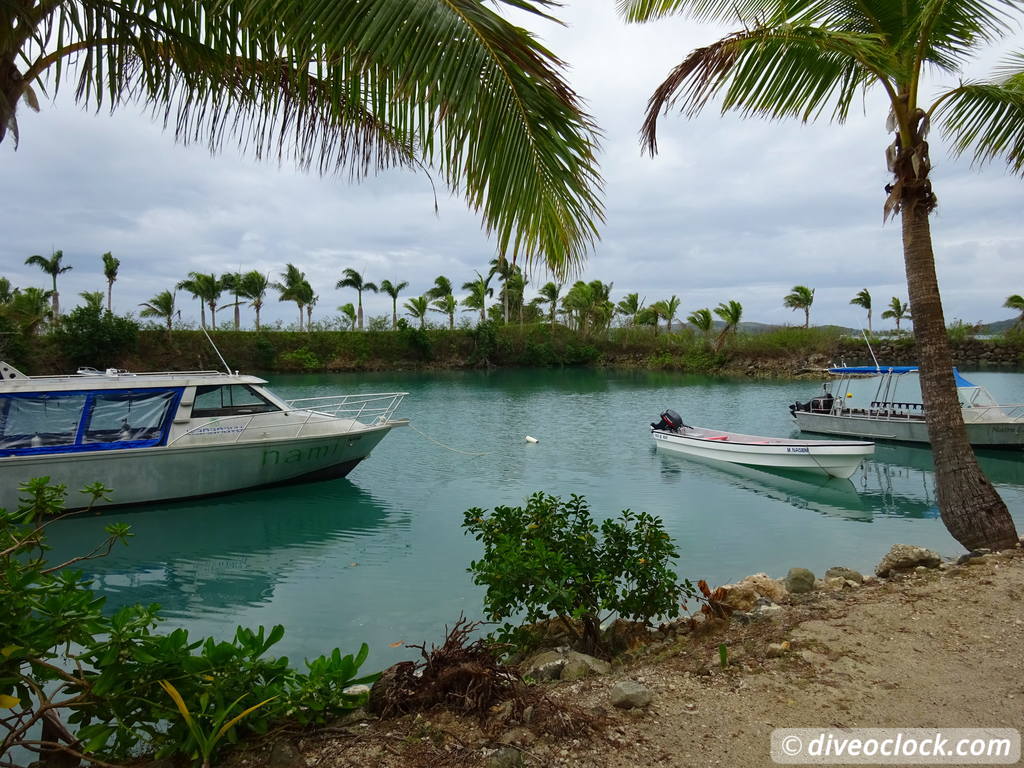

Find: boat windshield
<box><xmin>0</xmin><ymin>388</ymin><xmax>182</xmax><ymax>456</ymax></box>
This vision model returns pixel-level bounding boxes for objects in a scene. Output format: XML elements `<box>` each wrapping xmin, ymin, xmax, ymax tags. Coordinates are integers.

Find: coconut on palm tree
<box><xmin>850</xmin><ymin>289</ymin><xmax>873</xmax><ymax>332</ymax></box>
<box><xmin>139</xmin><ymin>290</ymin><xmax>177</xmax><ymax>333</ymax></box>
<box><xmin>336</xmin><ymin>269</ymin><xmax>378</xmax><ymax>331</ymax></box>
<box><xmin>461</xmin><ymin>272</ymin><xmax>494</xmax><ymax>325</ymax></box>
<box><xmin>882</xmin><ymin>297</ymin><xmax>912</xmax><ymax>331</ymax></box>
<box><xmin>101</xmin><ymin>252</ymin><xmax>120</xmax><ymax>312</ymax></box>
<box><xmin>238</xmin><ymin>271</ymin><xmax>270</xmax><ymax>330</ymax></box>
<box><xmin>783</xmin><ymin>286</ymin><xmax>815</xmax><ymax>328</ymax></box>
<box><xmin>404</xmin><ymin>295</ymin><xmax>430</xmax><ymax>329</ymax></box>
<box><xmin>24</xmin><ymin>250</ymin><xmax>71</xmax><ymax>318</ymax></box>
<box><xmin>379</xmin><ymin>279</ymin><xmax>409</xmax><ymax>329</ymax></box>
<box><xmin>4</xmin><ymin>2</ymin><xmax>602</xmax><ymax>279</ymax></box>
<box><xmin>620</xmin><ymin>0</ymin><xmax>1021</xmax><ymax>549</ymax></box>
<box><xmin>1002</xmin><ymin>294</ymin><xmax>1024</xmax><ymax>328</ymax></box>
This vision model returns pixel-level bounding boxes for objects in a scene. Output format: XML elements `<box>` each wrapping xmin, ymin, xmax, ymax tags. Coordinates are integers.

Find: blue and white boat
<box><xmin>650</xmin><ymin>410</ymin><xmax>873</xmax><ymax>479</ymax></box>
<box><xmin>790</xmin><ymin>365</ymin><xmax>1024</xmax><ymax>447</ymax></box>
<box><xmin>0</xmin><ymin>361</ymin><xmax>408</xmax><ymax>510</ymax></box>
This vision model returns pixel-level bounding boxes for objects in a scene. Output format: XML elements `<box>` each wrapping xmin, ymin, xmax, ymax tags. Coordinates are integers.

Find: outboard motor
<box><xmin>651</xmin><ymin>409</ymin><xmax>685</xmax><ymax>432</ymax></box>
<box><xmin>789</xmin><ymin>391</ymin><xmax>834</xmax><ymax>417</ymax></box>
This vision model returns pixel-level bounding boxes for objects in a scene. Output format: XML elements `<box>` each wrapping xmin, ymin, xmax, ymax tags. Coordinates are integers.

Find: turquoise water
<box><xmin>45</xmin><ymin>369</ymin><xmax>1024</xmax><ymax>668</ymax></box>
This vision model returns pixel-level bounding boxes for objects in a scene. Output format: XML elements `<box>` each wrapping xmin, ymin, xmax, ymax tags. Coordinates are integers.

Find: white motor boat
<box><xmin>790</xmin><ymin>366</ymin><xmax>1024</xmax><ymax>447</ymax></box>
<box><xmin>0</xmin><ymin>360</ymin><xmax>408</xmax><ymax>510</ymax></box>
<box><xmin>650</xmin><ymin>409</ymin><xmax>874</xmax><ymax>479</ymax></box>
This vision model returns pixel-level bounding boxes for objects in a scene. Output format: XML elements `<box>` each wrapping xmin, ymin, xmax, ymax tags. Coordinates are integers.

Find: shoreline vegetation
<box><xmin>5</xmin><ymin>480</ymin><xmax>1022</xmax><ymax>768</ymax></box>
<box><xmin>10</xmin><ymin>322</ymin><xmax>1024</xmax><ymax>378</ymax></box>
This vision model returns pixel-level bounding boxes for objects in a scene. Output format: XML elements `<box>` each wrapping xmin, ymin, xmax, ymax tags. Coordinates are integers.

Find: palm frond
<box><xmin>935</xmin><ymin>75</ymin><xmax>1024</xmax><ymax>173</ymax></box>
<box><xmin>18</xmin><ymin>0</ymin><xmax>603</xmax><ymax>276</ymax></box>
<box><xmin>640</xmin><ymin>23</ymin><xmax>885</xmax><ymax>153</ymax></box>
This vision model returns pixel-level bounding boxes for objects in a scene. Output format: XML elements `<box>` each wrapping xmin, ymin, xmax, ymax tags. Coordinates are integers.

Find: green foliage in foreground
<box><xmin>463</xmin><ymin>492</ymin><xmax>694</xmax><ymax>655</ymax></box>
<box><xmin>0</xmin><ymin>479</ymin><xmax>375</xmax><ymax>766</ymax></box>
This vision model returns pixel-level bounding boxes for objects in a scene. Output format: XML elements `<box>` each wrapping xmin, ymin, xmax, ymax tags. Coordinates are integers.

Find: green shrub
<box><xmin>52</xmin><ymin>305</ymin><xmax>139</xmax><ymax>368</ymax></box>
<box><xmin>278</xmin><ymin>347</ymin><xmax>321</xmax><ymax>371</ymax></box>
<box><xmin>463</xmin><ymin>492</ymin><xmax>693</xmax><ymax>656</ymax></box>
<box><xmin>0</xmin><ymin>479</ymin><xmax>375</xmax><ymax>766</ymax></box>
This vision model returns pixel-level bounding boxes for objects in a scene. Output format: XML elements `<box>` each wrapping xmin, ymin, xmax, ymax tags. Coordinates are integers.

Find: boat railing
<box><xmin>168</xmin><ymin>392</ymin><xmax>407</xmax><ymax>445</ymax></box>
<box><xmin>834</xmin><ymin>400</ymin><xmax>1024</xmax><ymax>422</ymax></box>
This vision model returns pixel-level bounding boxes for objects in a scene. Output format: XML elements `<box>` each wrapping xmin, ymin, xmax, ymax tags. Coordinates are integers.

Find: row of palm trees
<box><xmin>783</xmin><ymin>285</ymin><xmax>912</xmax><ymax>331</ymax></box>
<box><xmin>6</xmin><ymin>255</ymin><xmax>920</xmax><ymax>335</ymax></box>
<box><xmin>19</xmin><ymin>250</ymin><xmax>121</xmax><ymax>319</ymax></box>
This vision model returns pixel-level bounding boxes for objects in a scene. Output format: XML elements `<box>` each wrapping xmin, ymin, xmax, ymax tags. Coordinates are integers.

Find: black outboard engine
<box><xmin>651</xmin><ymin>409</ymin><xmax>685</xmax><ymax>432</ymax></box>
<box><xmin>789</xmin><ymin>391</ymin><xmax>834</xmax><ymax>417</ymax></box>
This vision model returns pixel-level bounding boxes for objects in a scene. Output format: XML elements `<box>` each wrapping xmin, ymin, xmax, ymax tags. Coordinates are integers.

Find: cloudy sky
<box><xmin>2</xmin><ymin>1</ymin><xmax>1023</xmax><ymax>330</ymax></box>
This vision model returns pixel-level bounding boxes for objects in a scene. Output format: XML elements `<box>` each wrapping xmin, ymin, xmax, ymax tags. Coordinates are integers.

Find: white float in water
<box><xmin>525</xmin><ymin>435</ymin><xmax>539</xmax><ymax>443</ymax></box>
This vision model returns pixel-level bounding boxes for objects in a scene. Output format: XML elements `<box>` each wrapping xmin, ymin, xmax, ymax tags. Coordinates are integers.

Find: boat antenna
<box><xmin>862</xmin><ymin>329</ymin><xmax>880</xmax><ymax>373</ymax></box>
<box><xmin>201</xmin><ymin>325</ymin><xmax>233</xmax><ymax>374</ymax></box>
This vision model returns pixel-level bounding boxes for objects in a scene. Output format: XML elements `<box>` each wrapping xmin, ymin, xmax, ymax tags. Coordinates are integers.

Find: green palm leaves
<box><xmin>24</xmin><ymin>250</ymin><xmax>71</xmax><ymax>318</ymax></box>
<box><xmin>139</xmin><ymin>290</ymin><xmax>178</xmax><ymax>332</ymax></box>
<box><xmin>783</xmin><ymin>285</ymin><xmax>814</xmax><ymax>328</ymax></box>
<box><xmin>1005</xmin><ymin>293</ymin><xmax>1024</xmax><ymax>327</ymax></box>
<box><xmin>881</xmin><ymin>296</ymin><xmax>912</xmax><ymax>330</ymax></box>
<box><xmin>850</xmin><ymin>288</ymin><xmax>872</xmax><ymax>332</ymax></box>
<box><xmin>7</xmin><ymin>0</ymin><xmax>602</xmax><ymax>274</ymax></box>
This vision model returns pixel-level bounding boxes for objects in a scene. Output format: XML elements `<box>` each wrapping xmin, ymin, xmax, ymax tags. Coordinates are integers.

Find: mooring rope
<box><xmin>407</xmin><ymin>423</ymin><xmax>493</xmax><ymax>457</ymax></box>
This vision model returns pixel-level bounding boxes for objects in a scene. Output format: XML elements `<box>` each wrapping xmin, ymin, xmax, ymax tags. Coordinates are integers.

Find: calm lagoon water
<box><xmin>46</xmin><ymin>369</ymin><xmax>1024</xmax><ymax>668</ymax></box>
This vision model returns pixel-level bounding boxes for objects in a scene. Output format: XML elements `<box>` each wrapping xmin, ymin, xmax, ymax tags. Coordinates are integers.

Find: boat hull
<box><xmin>793</xmin><ymin>411</ymin><xmax>1024</xmax><ymax>448</ymax></box>
<box><xmin>0</xmin><ymin>423</ymin><xmax>400</xmax><ymax>511</ymax></box>
<box><xmin>652</xmin><ymin>429</ymin><xmax>873</xmax><ymax>479</ymax></box>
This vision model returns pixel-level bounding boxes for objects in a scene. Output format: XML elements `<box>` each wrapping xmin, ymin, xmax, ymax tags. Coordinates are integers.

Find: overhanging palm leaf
<box><xmin>7</xmin><ymin>0</ymin><xmax>603</xmax><ymax>274</ymax></box>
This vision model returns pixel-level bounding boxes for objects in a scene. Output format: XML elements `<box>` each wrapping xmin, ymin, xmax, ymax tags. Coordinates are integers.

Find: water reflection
<box><xmin>46</xmin><ymin>480</ymin><xmax>407</xmax><ymax>616</ymax></box>
<box><xmin>657</xmin><ymin>440</ymin><xmax>1024</xmax><ymax>524</ymax></box>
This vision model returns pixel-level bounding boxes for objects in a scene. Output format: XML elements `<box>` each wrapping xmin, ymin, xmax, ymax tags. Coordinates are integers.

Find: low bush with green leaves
<box><xmin>0</xmin><ymin>478</ymin><xmax>376</xmax><ymax>766</ymax></box>
<box><xmin>463</xmin><ymin>492</ymin><xmax>693</xmax><ymax>656</ymax></box>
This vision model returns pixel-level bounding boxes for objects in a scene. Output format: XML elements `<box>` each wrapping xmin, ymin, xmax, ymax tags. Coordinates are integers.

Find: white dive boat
<box><xmin>0</xmin><ymin>360</ymin><xmax>408</xmax><ymax>510</ymax></box>
<box><xmin>650</xmin><ymin>409</ymin><xmax>874</xmax><ymax>479</ymax></box>
<box><xmin>789</xmin><ymin>366</ymin><xmax>1024</xmax><ymax>447</ymax></box>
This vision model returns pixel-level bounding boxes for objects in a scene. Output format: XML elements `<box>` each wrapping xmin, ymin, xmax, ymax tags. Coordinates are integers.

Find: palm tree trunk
<box><xmin>255</xmin><ymin>305</ymin><xmax>262</xmax><ymax>331</ymax></box>
<box><xmin>392</xmin><ymin>301</ymin><xmax>398</xmax><ymax>330</ymax></box>
<box><xmin>107</xmin><ymin>282</ymin><xmax>113</xmax><ymax>313</ymax></box>
<box><xmin>901</xmin><ymin>195</ymin><xmax>1018</xmax><ymax>550</ymax></box>
<box><xmin>867</xmin><ymin>310</ymin><xmax>872</xmax><ymax>334</ymax></box>
<box><xmin>357</xmin><ymin>293</ymin><xmax>364</xmax><ymax>331</ymax></box>
<box><xmin>209</xmin><ymin>303</ymin><xmax>217</xmax><ymax>330</ymax></box>
<box><xmin>296</xmin><ymin>304</ymin><xmax>303</xmax><ymax>332</ymax></box>
<box><xmin>200</xmin><ymin>303</ymin><xmax>206</xmax><ymax>329</ymax></box>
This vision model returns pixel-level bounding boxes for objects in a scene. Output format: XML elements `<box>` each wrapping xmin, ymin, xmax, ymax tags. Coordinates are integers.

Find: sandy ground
<box><xmin>234</xmin><ymin>548</ymin><xmax>1024</xmax><ymax>768</ymax></box>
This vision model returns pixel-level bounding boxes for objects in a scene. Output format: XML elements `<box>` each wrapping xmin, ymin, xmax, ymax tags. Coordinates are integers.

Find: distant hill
<box><xmin>978</xmin><ymin>318</ymin><xmax>1017</xmax><ymax>334</ymax></box>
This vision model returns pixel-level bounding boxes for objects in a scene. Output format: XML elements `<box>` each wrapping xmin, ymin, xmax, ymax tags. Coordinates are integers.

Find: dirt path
<box><xmin>246</xmin><ymin>548</ymin><xmax>1024</xmax><ymax>768</ymax></box>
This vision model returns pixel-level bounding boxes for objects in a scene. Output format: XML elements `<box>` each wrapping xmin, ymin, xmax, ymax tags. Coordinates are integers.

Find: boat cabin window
<box><xmin>0</xmin><ymin>394</ymin><xmax>87</xmax><ymax>450</ymax></box>
<box><xmin>83</xmin><ymin>390</ymin><xmax>180</xmax><ymax>444</ymax></box>
<box><xmin>191</xmin><ymin>385</ymin><xmax>280</xmax><ymax>417</ymax></box>
<box><xmin>0</xmin><ymin>388</ymin><xmax>182</xmax><ymax>456</ymax></box>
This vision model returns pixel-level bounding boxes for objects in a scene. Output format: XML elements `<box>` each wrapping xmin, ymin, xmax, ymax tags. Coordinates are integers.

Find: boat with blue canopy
<box><xmin>789</xmin><ymin>365</ymin><xmax>1024</xmax><ymax>447</ymax></box>
<box><xmin>0</xmin><ymin>360</ymin><xmax>408</xmax><ymax>511</ymax></box>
